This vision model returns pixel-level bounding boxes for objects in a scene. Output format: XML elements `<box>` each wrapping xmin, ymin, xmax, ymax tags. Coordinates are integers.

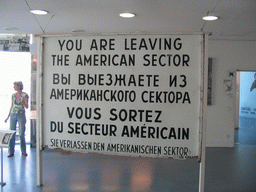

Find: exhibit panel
<box><xmin>40</xmin><ymin>34</ymin><xmax>206</xmax><ymax>160</ymax></box>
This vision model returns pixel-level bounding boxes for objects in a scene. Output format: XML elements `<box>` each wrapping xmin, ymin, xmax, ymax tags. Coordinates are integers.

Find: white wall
<box><xmin>207</xmin><ymin>40</ymin><xmax>256</xmax><ymax>147</ymax></box>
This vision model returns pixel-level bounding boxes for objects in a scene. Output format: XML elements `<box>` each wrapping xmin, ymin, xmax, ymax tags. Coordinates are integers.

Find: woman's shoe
<box><xmin>7</xmin><ymin>153</ymin><xmax>14</xmax><ymax>157</ymax></box>
<box><xmin>22</xmin><ymin>153</ymin><xmax>28</xmax><ymax>156</ymax></box>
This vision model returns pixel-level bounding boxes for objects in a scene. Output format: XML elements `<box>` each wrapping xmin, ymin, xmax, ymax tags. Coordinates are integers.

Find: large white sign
<box><xmin>42</xmin><ymin>34</ymin><xmax>204</xmax><ymax>159</ymax></box>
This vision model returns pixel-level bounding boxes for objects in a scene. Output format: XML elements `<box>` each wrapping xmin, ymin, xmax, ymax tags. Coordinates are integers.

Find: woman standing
<box><xmin>5</xmin><ymin>81</ymin><xmax>29</xmax><ymax>157</ymax></box>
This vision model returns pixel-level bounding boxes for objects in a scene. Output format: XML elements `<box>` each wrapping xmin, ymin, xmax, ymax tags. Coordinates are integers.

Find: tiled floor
<box><xmin>1</xmin><ymin>117</ymin><xmax>256</xmax><ymax>192</ymax></box>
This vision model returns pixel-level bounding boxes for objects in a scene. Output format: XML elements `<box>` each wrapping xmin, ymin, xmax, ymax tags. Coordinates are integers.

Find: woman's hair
<box><xmin>14</xmin><ymin>81</ymin><xmax>23</xmax><ymax>90</ymax></box>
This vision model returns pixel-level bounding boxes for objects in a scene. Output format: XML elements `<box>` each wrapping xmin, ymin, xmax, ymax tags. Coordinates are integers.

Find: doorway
<box><xmin>235</xmin><ymin>71</ymin><xmax>256</xmax><ymax>145</ymax></box>
<box><xmin>0</xmin><ymin>51</ymin><xmax>31</xmax><ymax>143</ymax></box>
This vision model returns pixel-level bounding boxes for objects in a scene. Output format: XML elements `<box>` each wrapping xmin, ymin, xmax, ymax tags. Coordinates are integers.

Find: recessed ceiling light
<box><xmin>202</xmin><ymin>15</ymin><xmax>218</xmax><ymax>21</ymax></box>
<box><xmin>119</xmin><ymin>13</ymin><xmax>135</xmax><ymax>18</ymax></box>
<box><xmin>71</xmin><ymin>29</ymin><xmax>85</xmax><ymax>33</ymax></box>
<box><xmin>30</xmin><ymin>10</ymin><xmax>49</xmax><ymax>15</ymax></box>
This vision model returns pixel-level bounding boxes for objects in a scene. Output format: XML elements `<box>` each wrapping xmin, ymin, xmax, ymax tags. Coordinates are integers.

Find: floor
<box><xmin>1</xmin><ymin>118</ymin><xmax>256</xmax><ymax>192</ymax></box>
<box><xmin>235</xmin><ymin>117</ymin><xmax>256</xmax><ymax>145</ymax></box>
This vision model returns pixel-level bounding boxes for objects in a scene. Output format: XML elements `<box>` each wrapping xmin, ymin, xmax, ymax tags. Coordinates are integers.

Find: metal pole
<box><xmin>1</xmin><ymin>147</ymin><xmax>6</xmax><ymax>186</ymax></box>
<box><xmin>36</xmin><ymin>36</ymin><xmax>44</xmax><ymax>186</ymax></box>
<box><xmin>199</xmin><ymin>142</ymin><xmax>206</xmax><ymax>192</ymax></box>
<box><xmin>199</xmin><ymin>33</ymin><xmax>208</xmax><ymax>192</ymax></box>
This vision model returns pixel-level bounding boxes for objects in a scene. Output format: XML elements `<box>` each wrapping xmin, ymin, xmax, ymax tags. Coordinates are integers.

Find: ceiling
<box><xmin>0</xmin><ymin>0</ymin><xmax>255</xmax><ymax>40</ymax></box>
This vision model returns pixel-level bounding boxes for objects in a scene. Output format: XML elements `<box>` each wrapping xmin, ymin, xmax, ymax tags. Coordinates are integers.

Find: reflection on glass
<box><xmin>70</xmin><ymin>166</ymin><xmax>90</xmax><ymax>191</ymax></box>
<box><xmin>131</xmin><ymin>159</ymin><xmax>153</xmax><ymax>191</ymax></box>
<box><xmin>101</xmin><ymin>161</ymin><xmax>120</xmax><ymax>191</ymax></box>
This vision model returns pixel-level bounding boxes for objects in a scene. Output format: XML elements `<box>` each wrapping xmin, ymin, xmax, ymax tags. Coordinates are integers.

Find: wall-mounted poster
<box><xmin>207</xmin><ymin>58</ymin><xmax>212</xmax><ymax>105</ymax></box>
<box><xmin>240</xmin><ymin>71</ymin><xmax>256</xmax><ymax>118</ymax></box>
